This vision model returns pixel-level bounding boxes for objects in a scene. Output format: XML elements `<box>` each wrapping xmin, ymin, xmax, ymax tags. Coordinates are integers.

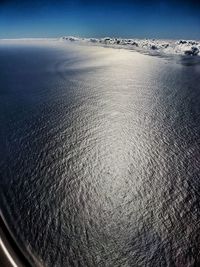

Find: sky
<box><xmin>0</xmin><ymin>0</ymin><xmax>200</xmax><ymax>39</ymax></box>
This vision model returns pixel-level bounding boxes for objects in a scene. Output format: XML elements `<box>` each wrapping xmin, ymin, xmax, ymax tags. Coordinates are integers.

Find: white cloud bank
<box><xmin>60</xmin><ymin>36</ymin><xmax>200</xmax><ymax>56</ymax></box>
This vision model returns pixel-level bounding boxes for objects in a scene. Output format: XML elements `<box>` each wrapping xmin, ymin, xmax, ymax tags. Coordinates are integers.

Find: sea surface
<box><xmin>0</xmin><ymin>41</ymin><xmax>200</xmax><ymax>267</ymax></box>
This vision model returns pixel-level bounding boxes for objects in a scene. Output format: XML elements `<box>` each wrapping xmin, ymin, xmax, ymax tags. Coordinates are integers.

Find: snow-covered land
<box><xmin>60</xmin><ymin>36</ymin><xmax>200</xmax><ymax>56</ymax></box>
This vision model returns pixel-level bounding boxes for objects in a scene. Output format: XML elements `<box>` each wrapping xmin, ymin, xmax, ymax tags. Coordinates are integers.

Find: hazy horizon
<box><xmin>0</xmin><ymin>36</ymin><xmax>200</xmax><ymax>41</ymax></box>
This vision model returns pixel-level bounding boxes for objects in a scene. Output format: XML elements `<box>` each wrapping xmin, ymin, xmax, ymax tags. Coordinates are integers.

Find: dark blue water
<box><xmin>0</xmin><ymin>41</ymin><xmax>200</xmax><ymax>267</ymax></box>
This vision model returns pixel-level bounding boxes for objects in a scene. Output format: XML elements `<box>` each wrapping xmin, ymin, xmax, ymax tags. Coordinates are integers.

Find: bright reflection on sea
<box><xmin>0</xmin><ymin>41</ymin><xmax>200</xmax><ymax>267</ymax></box>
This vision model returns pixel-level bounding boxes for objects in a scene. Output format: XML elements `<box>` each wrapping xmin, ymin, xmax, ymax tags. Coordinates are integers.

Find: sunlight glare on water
<box><xmin>0</xmin><ymin>41</ymin><xmax>200</xmax><ymax>267</ymax></box>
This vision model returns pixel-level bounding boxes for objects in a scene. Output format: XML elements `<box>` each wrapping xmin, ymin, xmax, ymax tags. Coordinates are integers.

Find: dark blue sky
<box><xmin>0</xmin><ymin>0</ymin><xmax>200</xmax><ymax>39</ymax></box>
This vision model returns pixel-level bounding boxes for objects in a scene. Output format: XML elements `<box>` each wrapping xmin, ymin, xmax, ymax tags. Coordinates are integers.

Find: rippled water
<box><xmin>0</xmin><ymin>41</ymin><xmax>200</xmax><ymax>267</ymax></box>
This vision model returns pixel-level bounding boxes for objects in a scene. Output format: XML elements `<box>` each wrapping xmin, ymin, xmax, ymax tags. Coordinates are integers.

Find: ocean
<box><xmin>0</xmin><ymin>40</ymin><xmax>200</xmax><ymax>267</ymax></box>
